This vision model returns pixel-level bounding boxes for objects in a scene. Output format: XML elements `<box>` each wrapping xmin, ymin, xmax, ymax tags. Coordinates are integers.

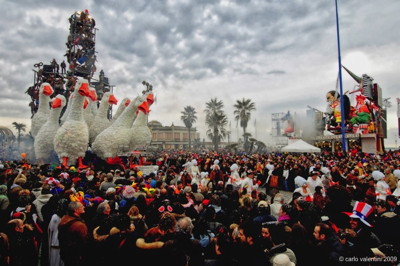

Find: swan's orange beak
<box><xmin>78</xmin><ymin>82</ymin><xmax>90</xmax><ymax>97</ymax></box>
<box><xmin>125</xmin><ymin>99</ymin><xmax>131</xmax><ymax>106</ymax></box>
<box><xmin>108</xmin><ymin>94</ymin><xmax>118</xmax><ymax>105</ymax></box>
<box><xmin>43</xmin><ymin>84</ymin><xmax>54</xmax><ymax>96</ymax></box>
<box><xmin>137</xmin><ymin>101</ymin><xmax>150</xmax><ymax>114</ymax></box>
<box><xmin>146</xmin><ymin>94</ymin><xmax>154</xmax><ymax>105</ymax></box>
<box><xmin>52</xmin><ymin>97</ymin><xmax>62</xmax><ymax>108</ymax></box>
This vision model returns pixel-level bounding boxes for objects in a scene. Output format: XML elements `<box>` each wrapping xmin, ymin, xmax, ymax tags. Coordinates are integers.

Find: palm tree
<box><xmin>205</xmin><ymin>98</ymin><xmax>227</xmax><ymax>150</ymax></box>
<box><xmin>12</xmin><ymin>122</ymin><xmax>26</xmax><ymax>149</ymax></box>
<box><xmin>206</xmin><ymin>112</ymin><xmax>228</xmax><ymax>150</ymax></box>
<box><xmin>233</xmin><ymin>98</ymin><xmax>256</xmax><ymax>149</ymax></box>
<box><xmin>205</xmin><ymin>98</ymin><xmax>224</xmax><ymax>116</ymax></box>
<box><xmin>255</xmin><ymin>140</ymin><xmax>267</xmax><ymax>153</ymax></box>
<box><xmin>181</xmin><ymin>106</ymin><xmax>197</xmax><ymax>150</ymax></box>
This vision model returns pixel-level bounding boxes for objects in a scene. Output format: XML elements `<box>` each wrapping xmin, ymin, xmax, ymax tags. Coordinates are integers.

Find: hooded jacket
<box><xmin>32</xmin><ymin>193</ymin><xmax>53</xmax><ymax>222</ymax></box>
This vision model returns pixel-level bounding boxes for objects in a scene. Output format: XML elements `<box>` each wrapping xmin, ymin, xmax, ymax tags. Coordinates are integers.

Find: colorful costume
<box><xmin>350</xmin><ymin>95</ymin><xmax>371</xmax><ymax>125</ymax></box>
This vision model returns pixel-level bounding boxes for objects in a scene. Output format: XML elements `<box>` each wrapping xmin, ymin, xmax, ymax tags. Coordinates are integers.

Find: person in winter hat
<box><xmin>306</xmin><ymin>171</ymin><xmax>323</xmax><ymax>194</ymax></box>
<box><xmin>210</xmin><ymin>159</ymin><xmax>220</xmax><ymax>170</ymax></box>
<box><xmin>241</xmin><ymin>170</ymin><xmax>257</xmax><ymax>195</ymax></box>
<box><xmin>190</xmin><ymin>159</ymin><xmax>200</xmax><ymax>179</ymax></box>
<box><xmin>343</xmin><ymin>201</ymin><xmax>382</xmax><ymax>257</ymax></box>
<box><xmin>293</xmin><ymin>176</ymin><xmax>313</xmax><ymax>201</ymax></box>
<box><xmin>32</xmin><ymin>184</ymin><xmax>53</xmax><ymax>222</ymax></box>
<box><xmin>373</xmin><ymin>171</ymin><xmax>390</xmax><ymax>201</ymax></box>
<box><xmin>227</xmin><ymin>163</ymin><xmax>241</xmax><ymax>190</ymax></box>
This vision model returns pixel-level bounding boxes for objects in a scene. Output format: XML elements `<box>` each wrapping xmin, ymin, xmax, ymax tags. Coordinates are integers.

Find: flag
<box><xmin>77</xmin><ymin>56</ymin><xmax>88</xmax><ymax>65</ymax></box>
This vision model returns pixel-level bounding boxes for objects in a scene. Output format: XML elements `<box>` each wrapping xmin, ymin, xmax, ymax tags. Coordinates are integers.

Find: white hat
<box><xmin>393</xmin><ymin>169</ymin><xmax>400</xmax><ymax>178</ymax></box>
<box><xmin>200</xmin><ymin>172</ymin><xmax>209</xmax><ymax>179</ymax></box>
<box><xmin>272</xmin><ymin>253</ymin><xmax>295</xmax><ymax>266</ymax></box>
<box><xmin>213</xmin><ymin>159</ymin><xmax>219</xmax><ymax>165</ymax></box>
<box><xmin>191</xmin><ymin>159</ymin><xmax>198</xmax><ymax>166</ymax></box>
<box><xmin>211</xmin><ymin>164</ymin><xmax>220</xmax><ymax>170</ymax></box>
<box><xmin>258</xmin><ymin>200</ymin><xmax>269</xmax><ymax>208</ymax></box>
<box><xmin>320</xmin><ymin>167</ymin><xmax>330</xmax><ymax>175</ymax></box>
<box><xmin>294</xmin><ymin>176</ymin><xmax>307</xmax><ymax>187</ymax></box>
<box><xmin>183</xmin><ymin>161</ymin><xmax>193</xmax><ymax>168</ymax></box>
<box><xmin>106</xmin><ymin>187</ymin><xmax>116</xmax><ymax>194</ymax></box>
<box><xmin>230</xmin><ymin>163</ymin><xmax>238</xmax><ymax>171</ymax></box>
<box><xmin>372</xmin><ymin>170</ymin><xmax>385</xmax><ymax>181</ymax></box>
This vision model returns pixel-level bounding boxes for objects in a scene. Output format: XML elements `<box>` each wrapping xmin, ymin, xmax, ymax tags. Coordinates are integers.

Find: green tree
<box><xmin>233</xmin><ymin>98</ymin><xmax>256</xmax><ymax>150</ymax></box>
<box><xmin>205</xmin><ymin>98</ymin><xmax>227</xmax><ymax>150</ymax></box>
<box><xmin>181</xmin><ymin>105</ymin><xmax>197</xmax><ymax>150</ymax></box>
<box><xmin>12</xmin><ymin>122</ymin><xmax>26</xmax><ymax>149</ymax></box>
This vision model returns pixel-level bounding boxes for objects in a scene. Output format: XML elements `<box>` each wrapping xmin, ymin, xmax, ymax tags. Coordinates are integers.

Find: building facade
<box><xmin>148</xmin><ymin>120</ymin><xmax>200</xmax><ymax>150</ymax></box>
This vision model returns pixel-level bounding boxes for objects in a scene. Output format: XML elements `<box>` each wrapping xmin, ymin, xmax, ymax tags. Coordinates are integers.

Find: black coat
<box><xmin>373</xmin><ymin>212</ymin><xmax>400</xmax><ymax>248</ymax></box>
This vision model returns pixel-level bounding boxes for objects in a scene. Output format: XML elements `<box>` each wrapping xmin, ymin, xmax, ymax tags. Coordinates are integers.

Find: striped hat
<box><xmin>343</xmin><ymin>201</ymin><xmax>374</xmax><ymax>227</ymax></box>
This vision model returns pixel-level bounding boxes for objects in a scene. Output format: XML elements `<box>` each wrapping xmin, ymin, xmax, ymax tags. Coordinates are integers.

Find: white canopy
<box><xmin>281</xmin><ymin>139</ymin><xmax>321</xmax><ymax>153</ymax></box>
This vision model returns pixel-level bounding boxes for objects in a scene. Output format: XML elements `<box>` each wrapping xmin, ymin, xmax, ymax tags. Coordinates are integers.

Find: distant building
<box><xmin>148</xmin><ymin>120</ymin><xmax>200</xmax><ymax>150</ymax></box>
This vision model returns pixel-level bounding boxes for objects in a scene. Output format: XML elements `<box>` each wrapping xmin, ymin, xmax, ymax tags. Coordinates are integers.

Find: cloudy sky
<box><xmin>1</xmin><ymin>0</ymin><xmax>399</xmax><ymax>147</ymax></box>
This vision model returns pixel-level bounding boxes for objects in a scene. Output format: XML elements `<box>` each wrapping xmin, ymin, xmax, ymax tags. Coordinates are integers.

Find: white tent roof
<box><xmin>281</xmin><ymin>139</ymin><xmax>321</xmax><ymax>153</ymax></box>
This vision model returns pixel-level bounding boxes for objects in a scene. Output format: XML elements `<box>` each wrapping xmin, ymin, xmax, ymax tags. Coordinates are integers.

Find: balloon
<box><xmin>21</xmin><ymin>153</ymin><xmax>27</xmax><ymax>159</ymax></box>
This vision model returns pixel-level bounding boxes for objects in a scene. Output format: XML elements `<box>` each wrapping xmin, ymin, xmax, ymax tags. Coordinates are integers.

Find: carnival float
<box><xmin>28</xmin><ymin>10</ymin><xmax>155</xmax><ymax>170</ymax></box>
<box><xmin>270</xmin><ymin>65</ymin><xmax>388</xmax><ymax>154</ymax></box>
<box><xmin>317</xmin><ymin>66</ymin><xmax>387</xmax><ymax>154</ymax></box>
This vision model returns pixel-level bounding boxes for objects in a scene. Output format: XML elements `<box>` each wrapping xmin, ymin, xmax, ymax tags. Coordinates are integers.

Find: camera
<box><xmin>338</xmin><ymin>230</ymin><xmax>349</xmax><ymax>239</ymax></box>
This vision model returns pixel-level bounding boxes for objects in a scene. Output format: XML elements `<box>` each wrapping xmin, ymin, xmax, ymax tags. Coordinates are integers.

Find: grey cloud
<box><xmin>267</xmin><ymin>70</ymin><xmax>285</xmax><ymax>75</ymax></box>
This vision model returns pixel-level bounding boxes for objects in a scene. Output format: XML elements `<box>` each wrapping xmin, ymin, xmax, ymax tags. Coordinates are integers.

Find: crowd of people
<box><xmin>1</xmin><ymin>149</ymin><xmax>400</xmax><ymax>266</ymax></box>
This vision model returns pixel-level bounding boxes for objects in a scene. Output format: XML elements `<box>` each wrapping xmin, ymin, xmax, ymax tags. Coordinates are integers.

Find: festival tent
<box><xmin>281</xmin><ymin>139</ymin><xmax>321</xmax><ymax>153</ymax></box>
